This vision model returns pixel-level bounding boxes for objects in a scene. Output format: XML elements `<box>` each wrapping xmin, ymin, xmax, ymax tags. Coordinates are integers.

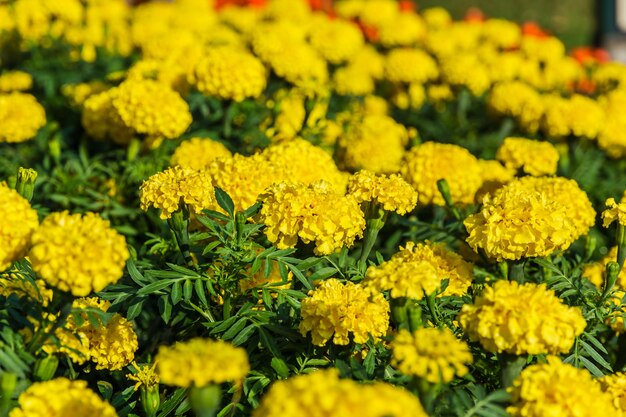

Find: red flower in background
<box><xmin>522</xmin><ymin>21</ymin><xmax>550</xmax><ymax>38</ymax></box>
<box><xmin>464</xmin><ymin>7</ymin><xmax>485</xmax><ymax>23</ymax></box>
<box><xmin>571</xmin><ymin>47</ymin><xmax>611</xmax><ymax>65</ymax></box>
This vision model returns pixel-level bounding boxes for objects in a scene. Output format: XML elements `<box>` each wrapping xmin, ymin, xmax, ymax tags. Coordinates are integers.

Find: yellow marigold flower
<box><xmin>70</xmin><ymin>297</ymin><xmax>139</xmax><ymax>370</ymax></box>
<box><xmin>128</xmin><ymin>362</ymin><xmax>160</xmax><ymax>391</ymax></box>
<box><xmin>427</xmin><ymin>84</ymin><xmax>454</xmax><ymax>105</ymax></box>
<box><xmin>488</xmin><ymin>81</ymin><xmax>544</xmax><ymax>133</ymax></box>
<box><xmin>378</xmin><ymin>12</ymin><xmax>426</xmax><ymax>47</ymax></box>
<box><xmin>347</xmin><ymin>170</ymin><xmax>417</xmax><ymax>215</ymax></box>
<box><xmin>583</xmin><ymin>247</ymin><xmax>626</xmax><ymax>290</ymax></box>
<box><xmin>333</xmin><ymin>65</ymin><xmax>375</xmax><ymax>96</ymax></box>
<box><xmin>0</xmin><ymin>71</ymin><xmax>33</xmax><ymax>92</ymax></box>
<box><xmin>140</xmin><ymin>166</ymin><xmax>215</xmax><ymax>219</ymax></box>
<box><xmin>191</xmin><ymin>47</ymin><xmax>266</xmax><ymax>102</ymax></box>
<box><xmin>208</xmin><ymin>153</ymin><xmax>283</xmax><ymax>212</ymax></box>
<box><xmin>126</xmin><ymin>58</ymin><xmax>190</xmax><ymax>95</ymax></box>
<box><xmin>81</xmin><ymin>88</ymin><xmax>134</xmax><ymax>145</ymax></box>
<box><xmin>0</xmin><ymin>272</ymin><xmax>52</xmax><ymax>306</ymax></box>
<box><xmin>567</xmin><ymin>94</ymin><xmax>605</xmax><ymax>139</ymax></box>
<box><xmin>0</xmin><ymin>183</ymin><xmax>39</xmax><ymax>271</ymax></box>
<box><xmin>0</xmin><ymin>92</ymin><xmax>46</xmax><ymax>143</ymax></box>
<box><xmin>459</xmin><ymin>281</ymin><xmax>586</xmax><ymax>355</ymax></box>
<box><xmin>391</xmin><ymin>328</ymin><xmax>473</xmax><ymax>383</ymax></box>
<box><xmin>401</xmin><ymin>142</ymin><xmax>483</xmax><ymax>206</ymax></box>
<box><xmin>261</xmin><ymin>139</ymin><xmax>348</xmax><ymax>192</ymax></box>
<box><xmin>259</xmin><ymin>181</ymin><xmax>365</xmax><ymax>255</ymax></box>
<box><xmin>348</xmin><ymin>45</ymin><xmax>385</xmax><ymax>79</ymax></box>
<box><xmin>364</xmin><ymin>241</ymin><xmax>473</xmax><ymax>298</ymax></box>
<box><xmin>521</xmin><ymin>36</ymin><xmax>565</xmax><ymax>62</ymax></box>
<box><xmin>422</xmin><ymin>7</ymin><xmax>452</xmax><ymax>30</ymax></box>
<box><xmin>496</xmin><ymin>137</ymin><xmax>559</xmax><ymax>176</ymax></box>
<box><xmin>111</xmin><ymin>79</ymin><xmax>192</xmax><ymax>139</ymax></box>
<box><xmin>507</xmin><ymin>357</ymin><xmax>615</xmax><ymax>417</ymax></box>
<box><xmin>156</xmin><ymin>338</ymin><xmax>249</xmax><ymax>387</ymax></box>
<box><xmin>170</xmin><ymin>138</ymin><xmax>232</xmax><ymax>170</ymax></box>
<box><xmin>29</xmin><ymin>212</ymin><xmax>129</xmax><ymax>297</ymax></box>
<box><xmin>309</xmin><ymin>18</ymin><xmax>364</xmax><ymax>64</ymax></box>
<box><xmin>464</xmin><ymin>178</ymin><xmax>582</xmax><ymax>260</ymax></box>
<box><xmin>599</xmin><ymin>372</ymin><xmax>626</xmax><ymax>414</ymax></box>
<box><xmin>62</xmin><ymin>81</ymin><xmax>109</xmax><ymax>107</ymax></box>
<box><xmin>541</xmin><ymin>94</ymin><xmax>571</xmax><ymax>138</ymax></box>
<box><xmin>603</xmin><ymin>197</ymin><xmax>626</xmax><ymax>227</ymax></box>
<box><xmin>252</xmin><ymin>368</ymin><xmax>428</xmax><ymax>417</ymax></box>
<box><xmin>9</xmin><ymin>378</ymin><xmax>118</xmax><ymax>417</ymax></box>
<box><xmin>337</xmin><ymin>114</ymin><xmax>408</xmax><ymax>174</ymax></box>
<box><xmin>481</xmin><ymin>19</ymin><xmax>521</xmax><ymax>49</ymax></box>
<box><xmin>598</xmin><ymin>117</ymin><xmax>626</xmax><ymax>159</ymax></box>
<box><xmin>300</xmin><ymin>278</ymin><xmax>389</xmax><ymax>346</ymax></box>
<box><xmin>440</xmin><ymin>53</ymin><xmax>491</xmax><ymax>96</ymax></box>
<box><xmin>475</xmin><ymin>159</ymin><xmax>515</xmax><ymax>200</ymax></box>
<box><xmin>385</xmin><ymin>48</ymin><xmax>438</xmax><ymax>84</ymax></box>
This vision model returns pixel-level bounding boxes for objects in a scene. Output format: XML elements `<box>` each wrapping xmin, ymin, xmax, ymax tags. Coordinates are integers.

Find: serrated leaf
<box><xmin>214</xmin><ymin>187</ymin><xmax>235</xmax><ymax>218</ymax></box>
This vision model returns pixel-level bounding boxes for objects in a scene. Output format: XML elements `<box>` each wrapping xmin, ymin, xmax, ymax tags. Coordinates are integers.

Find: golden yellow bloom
<box><xmin>603</xmin><ymin>197</ymin><xmax>626</xmax><ymax>227</ymax></box>
<box><xmin>252</xmin><ymin>368</ymin><xmax>428</xmax><ymax>417</ymax></box>
<box><xmin>0</xmin><ymin>183</ymin><xmax>39</xmax><ymax>271</ymax></box>
<box><xmin>508</xmin><ymin>357</ymin><xmax>615</xmax><ymax>417</ymax></box>
<box><xmin>156</xmin><ymin>338</ymin><xmax>249</xmax><ymax>387</ymax></box>
<box><xmin>333</xmin><ymin>65</ymin><xmax>375</xmax><ymax>96</ymax></box>
<box><xmin>300</xmin><ymin>278</ymin><xmax>389</xmax><ymax>346</ymax></box>
<box><xmin>364</xmin><ymin>241</ymin><xmax>473</xmax><ymax>298</ymax></box>
<box><xmin>111</xmin><ymin>79</ymin><xmax>192</xmax><ymax>139</ymax></box>
<box><xmin>475</xmin><ymin>159</ymin><xmax>515</xmax><ymax>199</ymax></box>
<box><xmin>481</xmin><ymin>19</ymin><xmax>521</xmax><ymax>49</ymax></box>
<box><xmin>427</xmin><ymin>84</ymin><xmax>454</xmax><ymax>105</ymax></box>
<box><xmin>337</xmin><ymin>114</ymin><xmax>408</xmax><ymax>174</ymax></box>
<box><xmin>459</xmin><ymin>281</ymin><xmax>586</xmax><ymax>355</ymax></box>
<box><xmin>496</xmin><ymin>137</ymin><xmax>559</xmax><ymax>176</ymax></box>
<box><xmin>309</xmin><ymin>18</ymin><xmax>364</xmax><ymax>64</ymax></box>
<box><xmin>81</xmin><ymin>88</ymin><xmax>134</xmax><ymax>145</ymax></box>
<box><xmin>599</xmin><ymin>372</ymin><xmax>626</xmax><ymax>414</ymax></box>
<box><xmin>422</xmin><ymin>7</ymin><xmax>452</xmax><ymax>29</ymax></box>
<box><xmin>259</xmin><ymin>181</ymin><xmax>365</xmax><ymax>255</ymax></box>
<box><xmin>128</xmin><ymin>362</ymin><xmax>160</xmax><ymax>391</ymax></box>
<box><xmin>566</xmin><ymin>94</ymin><xmax>605</xmax><ymax>139</ymax></box>
<box><xmin>391</xmin><ymin>328</ymin><xmax>473</xmax><ymax>383</ymax></box>
<box><xmin>439</xmin><ymin>53</ymin><xmax>490</xmax><ymax>96</ymax></box>
<box><xmin>0</xmin><ymin>92</ymin><xmax>46</xmax><ymax>143</ymax></box>
<box><xmin>378</xmin><ymin>12</ymin><xmax>426</xmax><ymax>47</ymax></box>
<box><xmin>62</xmin><ymin>81</ymin><xmax>109</xmax><ymax>107</ymax></box>
<box><xmin>385</xmin><ymin>48</ymin><xmax>438</xmax><ymax>84</ymax></box>
<box><xmin>348</xmin><ymin>45</ymin><xmax>385</xmax><ymax>79</ymax></box>
<box><xmin>402</xmin><ymin>142</ymin><xmax>483</xmax><ymax>206</ymax></box>
<box><xmin>208</xmin><ymin>153</ymin><xmax>283</xmax><ymax>212</ymax></box>
<box><xmin>170</xmin><ymin>138</ymin><xmax>232</xmax><ymax>170</ymax></box>
<box><xmin>29</xmin><ymin>212</ymin><xmax>129</xmax><ymax>297</ymax></box>
<box><xmin>0</xmin><ymin>272</ymin><xmax>52</xmax><ymax>306</ymax></box>
<box><xmin>464</xmin><ymin>178</ymin><xmax>582</xmax><ymax>260</ymax></box>
<box><xmin>0</xmin><ymin>71</ymin><xmax>33</xmax><ymax>92</ymax></box>
<box><xmin>347</xmin><ymin>170</ymin><xmax>417</xmax><ymax>215</ymax></box>
<box><xmin>139</xmin><ymin>166</ymin><xmax>216</xmax><ymax>219</ymax></box>
<box><xmin>10</xmin><ymin>378</ymin><xmax>118</xmax><ymax>417</ymax></box>
<box><xmin>191</xmin><ymin>47</ymin><xmax>266</xmax><ymax>102</ymax></box>
<box><xmin>488</xmin><ymin>81</ymin><xmax>543</xmax><ymax>133</ymax></box>
<box><xmin>262</xmin><ymin>139</ymin><xmax>347</xmax><ymax>191</ymax></box>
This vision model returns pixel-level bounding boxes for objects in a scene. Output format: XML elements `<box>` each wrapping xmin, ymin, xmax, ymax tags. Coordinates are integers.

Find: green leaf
<box><xmin>127</xmin><ymin>260</ymin><xmax>146</xmax><ymax>285</ymax></box>
<box><xmin>286</xmin><ymin>263</ymin><xmax>313</xmax><ymax>291</ymax></box>
<box><xmin>97</xmin><ymin>381</ymin><xmax>113</xmax><ymax>401</ymax></box>
<box><xmin>579</xmin><ymin>356</ymin><xmax>605</xmax><ymax>377</ymax></box>
<box><xmin>127</xmin><ymin>298</ymin><xmax>145</xmax><ymax>321</ymax></box>
<box><xmin>214</xmin><ymin>187</ymin><xmax>235</xmax><ymax>218</ymax></box>
<box><xmin>242</xmin><ymin>201</ymin><xmax>262</xmax><ymax>218</ymax></box>
<box><xmin>158</xmin><ymin>297</ymin><xmax>172</xmax><ymax>324</ymax></box>
<box><xmin>194</xmin><ymin>279</ymin><xmax>208</xmax><ymax>307</ymax></box>
<box><xmin>183</xmin><ymin>279</ymin><xmax>193</xmax><ymax>302</ymax></box>
<box><xmin>157</xmin><ymin>388</ymin><xmax>188</xmax><ymax>417</ymax></box>
<box><xmin>222</xmin><ymin>317</ymin><xmax>248</xmax><ymax>340</ymax></box>
<box><xmin>580</xmin><ymin>340</ymin><xmax>612</xmax><ymax>371</ymax></box>
<box><xmin>271</xmin><ymin>357</ymin><xmax>290</xmax><ymax>379</ymax></box>
<box><xmin>138</xmin><ymin>279</ymin><xmax>175</xmax><ymax>296</ymax></box>
<box><xmin>232</xmin><ymin>324</ymin><xmax>256</xmax><ymax>346</ymax></box>
<box><xmin>170</xmin><ymin>281</ymin><xmax>182</xmax><ymax>305</ymax></box>
<box><xmin>309</xmin><ymin>267</ymin><xmax>338</xmax><ymax>282</ymax></box>
<box><xmin>209</xmin><ymin>316</ymin><xmax>238</xmax><ymax>334</ymax></box>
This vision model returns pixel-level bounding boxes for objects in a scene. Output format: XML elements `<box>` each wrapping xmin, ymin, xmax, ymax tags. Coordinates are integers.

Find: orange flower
<box><xmin>522</xmin><ymin>21</ymin><xmax>550</xmax><ymax>38</ymax></box>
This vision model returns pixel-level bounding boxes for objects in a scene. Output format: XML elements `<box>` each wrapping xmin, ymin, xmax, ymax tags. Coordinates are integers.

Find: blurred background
<box><xmin>416</xmin><ymin>0</ymin><xmax>596</xmax><ymax>49</ymax></box>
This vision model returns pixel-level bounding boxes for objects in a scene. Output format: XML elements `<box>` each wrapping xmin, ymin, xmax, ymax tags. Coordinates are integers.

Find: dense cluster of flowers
<box><xmin>347</xmin><ymin>170</ymin><xmax>417</xmax><ymax>215</ymax></box>
<box><xmin>458</xmin><ymin>280</ymin><xmax>586</xmax><ymax>355</ymax></box>
<box><xmin>299</xmin><ymin>278</ymin><xmax>389</xmax><ymax>346</ymax></box>
<box><xmin>0</xmin><ymin>183</ymin><xmax>39</xmax><ymax>271</ymax></box>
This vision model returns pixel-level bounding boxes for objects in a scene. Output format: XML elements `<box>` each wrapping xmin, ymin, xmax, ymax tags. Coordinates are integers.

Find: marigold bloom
<box><xmin>439</xmin><ymin>53</ymin><xmax>490</xmax><ymax>96</ymax></box>
<box><xmin>603</xmin><ymin>197</ymin><xmax>626</xmax><ymax>227</ymax></box>
<box><xmin>191</xmin><ymin>47</ymin><xmax>266</xmax><ymax>102</ymax></box>
<box><xmin>496</xmin><ymin>137</ymin><xmax>559</xmax><ymax>176</ymax></box>
<box><xmin>140</xmin><ymin>166</ymin><xmax>216</xmax><ymax>219</ymax></box>
<box><xmin>259</xmin><ymin>182</ymin><xmax>365</xmax><ymax>255</ymax></box>
<box><xmin>252</xmin><ymin>368</ymin><xmax>428</xmax><ymax>417</ymax></box>
<box><xmin>0</xmin><ymin>92</ymin><xmax>46</xmax><ymax>143</ymax></box>
<box><xmin>333</xmin><ymin>65</ymin><xmax>375</xmax><ymax>96</ymax></box>
<box><xmin>127</xmin><ymin>362</ymin><xmax>160</xmax><ymax>391</ymax></box>
<box><xmin>29</xmin><ymin>212</ymin><xmax>128</xmax><ymax>296</ymax></box>
<box><xmin>81</xmin><ymin>88</ymin><xmax>134</xmax><ymax>145</ymax></box>
<box><xmin>507</xmin><ymin>357</ymin><xmax>615</xmax><ymax>417</ymax></box>
<box><xmin>347</xmin><ymin>170</ymin><xmax>417</xmax><ymax>215</ymax></box>
<box><xmin>385</xmin><ymin>48</ymin><xmax>438</xmax><ymax>84</ymax></box>
<box><xmin>111</xmin><ymin>79</ymin><xmax>192</xmax><ymax>139</ymax></box>
<box><xmin>475</xmin><ymin>159</ymin><xmax>515</xmax><ymax>199</ymax></box>
<box><xmin>391</xmin><ymin>328</ymin><xmax>473</xmax><ymax>383</ymax></box>
<box><xmin>458</xmin><ymin>280</ymin><xmax>586</xmax><ymax>355</ymax></box>
<box><xmin>300</xmin><ymin>278</ymin><xmax>389</xmax><ymax>346</ymax></box>
<box><xmin>309</xmin><ymin>18</ymin><xmax>364</xmax><ymax>64</ymax></box>
<box><xmin>10</xmin><ymin>378</ymin><xmax>118</xmax><ymax>417</ymax></box>
<box><xmin>599</xmin><ymin>372</ymin><xmax>626</xmax><ymax>414</ymax></box>
<box><xmin>378</xmin><ymin>13</ymin><xmax>426</xmax><ymax>47</ymax></box>
<box><xmin>0</xmin><ymin>184</ymin><xmax>39</xmax><ymax>271</ymax></box>
<box><xmin>170</xmin><ymin>137</ymin><xmax>232</xmax><ymax>170</ymax></box>
<box><xmin>488</xmin><ymin>81</ymin><xmax>544</xmax><ymax>133</ymax></box>
<box><xmin>0</xmin><ymin>272</ymin><xmax>52</xmax><ymax>306</ymax></box>
<box><xmin>464</xmin><ymin>177</ymin><xmax>588</xmax><ymax>260</ymax></box>
<box><xmin>338</xmin><ymin>114</ymin><xmax>409</xmax><ymax>174</ymax></box>
<box><xmin>156</xmin><ymin>338</ymin><xmax>249</xmax><ymax>387</ymax></box>
<box><xmin>0</xmin><ymin>71</ymin><xmax>33</xmax><ymax>92</ymax></box>
<box><xmin>402</xmin><ymin>142</ymin><xmax>483</xmax><ymax>206</ymax></box>
<box><xmin>364</xmin><ymin>241</ymin><xmax>473</xmax><ymax>298</ymax></box>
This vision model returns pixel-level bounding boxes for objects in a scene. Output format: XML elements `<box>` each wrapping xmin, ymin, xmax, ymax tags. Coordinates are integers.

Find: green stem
<box><xmin>359</xmin><ymin>203</ymin><xmax>387</xmax><ymax>273</ymax></box>
<box><xmin>509</xmin><ymin>261</ymin><xmax>525</xmax><ymax>284</ymax></box>
<box><xmin>498</xmin><ymin>354</ymin><xmax>526</xmax><ymax>388</ymax></box>
<box><xmin>190</xmin><ymin>384</ymin><xmax>221</xmax><ymax>417</ymax></box>
<box><xmin>617</xmin><ymin>224</ymin><xmax>626</xmax><ymax>271</ymax></box>
<box><xmin>168</xmin><ymin>205</ymin><xmax>194</xmax><ymax>268</ymax></box>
